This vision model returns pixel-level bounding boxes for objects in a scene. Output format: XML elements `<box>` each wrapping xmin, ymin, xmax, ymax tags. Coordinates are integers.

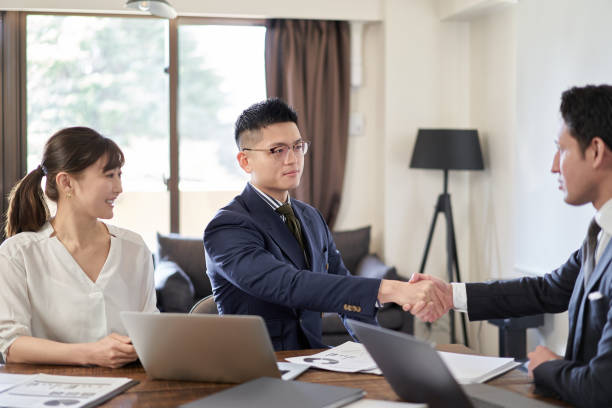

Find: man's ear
<box><xmin>237</xmin><ymin>151</ymin><xmax>252</xmax><ymax>173</ymax></box>
<box><xmin>591</xmin><ymin>137</ymin><xmax>609</xmax><ymax>168</ymax></box>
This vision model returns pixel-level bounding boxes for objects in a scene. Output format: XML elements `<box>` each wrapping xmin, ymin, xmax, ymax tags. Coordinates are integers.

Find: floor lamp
<box><xmin>409</xmin><ymin>128</ymin><xmax>484</xmax><ymax>346</ymax></box>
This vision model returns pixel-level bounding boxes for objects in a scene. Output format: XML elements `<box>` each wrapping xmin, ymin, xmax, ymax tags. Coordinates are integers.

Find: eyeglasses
<box><xmin>241</xmin><ymin>141</ymin><xmax>309</xmax><ymax>162</ymax></box>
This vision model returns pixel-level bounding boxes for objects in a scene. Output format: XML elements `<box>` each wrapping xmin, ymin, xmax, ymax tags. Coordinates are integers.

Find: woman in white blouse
<box><xmin>0</xmin><ymin>127</ymin><xmax>157</xmax><ymax>367</ymax></box>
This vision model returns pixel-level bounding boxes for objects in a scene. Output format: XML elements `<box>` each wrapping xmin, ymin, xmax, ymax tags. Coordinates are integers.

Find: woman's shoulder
<box><xmin>0</xmin><ymin>223</ymin><xmax>52</xmax><ymax>257</ymax></box>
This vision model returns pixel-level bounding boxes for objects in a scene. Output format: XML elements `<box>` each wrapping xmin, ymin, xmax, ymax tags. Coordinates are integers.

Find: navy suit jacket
<box><xmin>466</xmin><ymin>240</ymin><xmax>612</xmax><ymax>408</ymax></box>
<box><xmin>204</xmin><ymin>184</ymin><xmax>381</xmax><ymax>351</ymax></box>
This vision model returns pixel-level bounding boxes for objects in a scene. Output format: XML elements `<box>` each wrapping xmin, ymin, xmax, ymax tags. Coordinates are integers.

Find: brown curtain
<box><xmin>0</xmin><ymin>11</ymin><xmax>27</xmax><ymax>242</ymax></box>
<box><xmin>265</xmin><ymin>19</ymin><xmax>350</xmax><ymax>229</ymax></box>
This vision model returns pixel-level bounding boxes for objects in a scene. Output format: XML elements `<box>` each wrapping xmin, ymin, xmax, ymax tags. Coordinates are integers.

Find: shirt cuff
<box><xmin>451</xmin><ymin>282</ymin><xmax>468</xmax><ymax>313</ymax></box>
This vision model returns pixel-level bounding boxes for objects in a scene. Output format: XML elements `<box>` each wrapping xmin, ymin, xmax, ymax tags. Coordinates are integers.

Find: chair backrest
<box><xmin>190</xmin><ymin>294</ymin><xmax>219</xmax><ymax>314</ymax></box>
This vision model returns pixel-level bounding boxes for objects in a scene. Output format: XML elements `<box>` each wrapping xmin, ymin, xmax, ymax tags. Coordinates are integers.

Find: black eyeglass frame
<box><xmin>240</xmin><ymin>140</ymin><xmax>309</xmax><ymax>158</ymax></box>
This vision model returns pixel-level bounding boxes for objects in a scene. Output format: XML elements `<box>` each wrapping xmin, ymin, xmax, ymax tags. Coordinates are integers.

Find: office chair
<box><xmin>189</xmin><ymin>294</ymin><xmax>219</xmax><ymax>314</ymax></box>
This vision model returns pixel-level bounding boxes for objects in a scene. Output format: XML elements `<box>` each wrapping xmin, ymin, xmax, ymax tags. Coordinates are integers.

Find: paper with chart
<box><xmin>438</xmin><ymin>351</ymin><xmax>521</xmax><ymax>384</ymax></box>
<box><xmin>285</xmin><ymin>341</ymin><xmax>381</xmax><ymax>374</ymax></box>
<box><xmin>0</xmin><ymin>373</ymin><xmax>31</xmax><ymax>393</ymax></box>
<box><xmin>0</xmin><ymin>373</ymin><xmax>137</xmax><ymax>408</ymax></box>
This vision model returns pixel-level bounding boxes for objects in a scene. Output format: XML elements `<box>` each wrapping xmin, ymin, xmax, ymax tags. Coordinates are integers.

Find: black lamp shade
<box><xmin>409</xmin><ymin>129</ymin><xmax>484</xmax><ymax>170</ymax></box>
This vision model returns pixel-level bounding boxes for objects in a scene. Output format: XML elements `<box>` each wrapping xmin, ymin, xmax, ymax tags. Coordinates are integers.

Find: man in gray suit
<box><xmin>408</xmin><ymin>84</ymin><xmax>612</xmax><ymax>408</ymax></box>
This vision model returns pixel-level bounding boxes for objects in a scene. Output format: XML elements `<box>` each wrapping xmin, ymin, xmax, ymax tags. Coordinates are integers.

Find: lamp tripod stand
<box><xmin>418</xmin><ymin>169</ymin><xmax>469</xmax><ymax>346</ymax></box>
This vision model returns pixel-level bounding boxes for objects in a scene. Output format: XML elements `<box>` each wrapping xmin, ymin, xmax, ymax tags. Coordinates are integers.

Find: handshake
<box><xmin>378</xmin><ymin>273</ymin><xmax>454</xmax><ymax>322</ymax></box>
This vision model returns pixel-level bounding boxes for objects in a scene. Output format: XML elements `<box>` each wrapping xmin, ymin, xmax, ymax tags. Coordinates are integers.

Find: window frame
<box><xmin>18</xmin><ymin>12</ymin><xmax>265</xmax><ymax>234</ymax></box>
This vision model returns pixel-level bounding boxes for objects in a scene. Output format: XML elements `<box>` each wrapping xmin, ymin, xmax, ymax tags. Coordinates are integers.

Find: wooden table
<box><xmin>0</xmin><ymin>345</ymin><xmax>568</xmax><ymax>407</ymax></box>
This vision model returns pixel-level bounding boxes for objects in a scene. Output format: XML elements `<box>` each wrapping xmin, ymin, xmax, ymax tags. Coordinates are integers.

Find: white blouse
<box><xmin>0</xmin><ymin>222</ymin><xmax>158</xmax><ymax>361</ymax></box>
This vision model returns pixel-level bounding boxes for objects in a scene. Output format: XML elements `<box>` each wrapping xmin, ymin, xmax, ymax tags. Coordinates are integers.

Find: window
<box><xmin>26</xmin><ymin>14</ymin><xmax>266</xmax><ymax>247</ymax></box>
<box><xmin>177</xmin><ymin>23</ymin><xmax>266</xmax><ymax>236</ymax></box>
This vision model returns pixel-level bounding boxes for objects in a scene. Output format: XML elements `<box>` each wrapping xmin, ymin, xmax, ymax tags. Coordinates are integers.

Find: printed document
<box><xmin>286</xmin><ymin>341</ymin><xmax>381</xmax><ymax>374</ymax></box>
<box><xmin>0</xmin><ymin>373</ymin><xmax>30</xmax><ymax>393</ymax></box>
<box><xmin>286</xmin><ymin>341</ymin><xmax>519</xmax><ymax>382</ymax></box>
<box><xmin>0</xmin><ymin>373</ymin><xmax>137</xmax><ymax>408</ymax></box>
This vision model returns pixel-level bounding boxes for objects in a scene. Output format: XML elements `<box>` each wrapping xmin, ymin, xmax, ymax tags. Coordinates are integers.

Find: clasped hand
<box><xmin>379</xmin><ymin>273</ymin><xmax>454</xmax><ymax>322</ymax></box>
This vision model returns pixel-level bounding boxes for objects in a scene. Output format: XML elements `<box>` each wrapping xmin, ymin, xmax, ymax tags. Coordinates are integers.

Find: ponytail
<box><xmin>5</xmin><ymin>166</ymin><xmax>50</xmax><ymax>237</ymax></box>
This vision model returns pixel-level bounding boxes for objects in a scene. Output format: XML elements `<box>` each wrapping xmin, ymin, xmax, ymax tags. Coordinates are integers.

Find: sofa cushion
<box><xmin>375</xmin><ymin>307</ymin><xmax>404</xmax><ymax>330</ymax></box>
<box><xmin>156</xmin><ymin>232</ymin><xmax>211</xmax><ymax>298</ymax></box>
<box><xmin>154</xmin><ymin>260</ymin><xmax>195</xmax><ymax>312</ymax></box>
<box><xmin>332</xmin><ymin>226</ymin><xmax>370</xmax><ymax>275</ymax></box>
<box><xmin>355</xmin><ymin>254</ymin><xmax>401</xmax><ymax>281</ymax></box>
<box><xmin>321</xmin><ymin>312</ymin><xmax>348</xmax><ymax>334</ymax></box>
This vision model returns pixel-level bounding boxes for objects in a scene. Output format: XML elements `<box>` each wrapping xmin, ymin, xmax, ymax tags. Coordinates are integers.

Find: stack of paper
<box><xmin>437</xmin><ymin>351</ymin><xmax>520</xmax><ymax>384</ymax></box>
<box><xmin>286</xmin><ymin>342</ymin><xmax>382</xmax><ymax>374</ymax></box>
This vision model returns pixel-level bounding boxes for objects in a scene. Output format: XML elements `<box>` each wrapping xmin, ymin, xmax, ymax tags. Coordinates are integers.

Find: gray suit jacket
<box><xmin>465</xmin><ymin>241</ymin><xmax>612</xmax><ymax>408</ymax></box>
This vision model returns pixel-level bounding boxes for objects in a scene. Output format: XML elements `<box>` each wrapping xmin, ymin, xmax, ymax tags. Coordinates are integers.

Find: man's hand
<box><xmin>86</xmin><ymin>333</ymin><xmax>138</xmax><ymax>368</ymax></box>
<box><xmin>404</xmin><ymin>273</ymin><xmax>454</xmax><ymax>322</ymax></box>
<box><xmin>527</xmin><ymin>345</ymin><xmax>561</xmax><ymax>377</ymax></box>
<box><xmin>378</xmin><ymin>277</ymin><xmax>447</xmax><ymax>322</ymax></box>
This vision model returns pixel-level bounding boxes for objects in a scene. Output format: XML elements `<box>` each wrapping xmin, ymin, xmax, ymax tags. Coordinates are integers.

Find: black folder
<box><xmin>180</xmin><ymin>376</ymin><xmax>365</xmax><ymax>408</ymax></box>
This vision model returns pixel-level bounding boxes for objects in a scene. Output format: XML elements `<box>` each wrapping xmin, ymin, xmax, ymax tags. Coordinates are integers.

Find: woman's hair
<box><xmin>4</xmin><ymin>126</ymin><xmax>124</xmax><ymax>237</ymax></box>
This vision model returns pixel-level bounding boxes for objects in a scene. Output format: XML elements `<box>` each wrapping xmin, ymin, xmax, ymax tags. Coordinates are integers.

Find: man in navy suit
<box><xmin>204</xmin><ymin>98</ymin><xmax>438</xmax><ymax>351</ymax></box>
<box><xmin>409</xmin><ymin>85</ymin><xmax>612</xmax><ymax>408</ymax></box>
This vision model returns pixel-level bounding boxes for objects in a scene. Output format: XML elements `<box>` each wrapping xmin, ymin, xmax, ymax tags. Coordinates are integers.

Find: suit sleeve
<box><xmin>466</xmin><ymin>249</ymin><xmax>581</xmax><ymax>320</ymax></box>
<box><xmin>533</xmin><ymin>293</ymin><xmax>612</xmax><ymax>408</ymax></box>
<box><xmin>314</xmin><ymin>209</ymin><xmax>381</xmax><ymax>335</ymax></box>
<box><xmin>204</xmin><ymin>211</ymin><xmax>380</xmax><ymax>318</ymax></box>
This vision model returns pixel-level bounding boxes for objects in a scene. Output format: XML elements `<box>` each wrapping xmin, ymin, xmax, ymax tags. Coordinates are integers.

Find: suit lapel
<box><xmin>571</xmin><ymin>239</ymin><xmax>612</xmax><ymax>358</ymax></box>
<box><xmin>292</xmin><ymin>203</ymin><xmax>317</xmax><ymax>270</ymax></box>
<box><xmin>585</xmin><ymin>238</ymin><xmax>612</xmax><ymax>294</ymax></box>
<box><xmin>566</xmin><ymin>269</ymin><xmax>585</xmax><ymax>359</ymax></box>
<box><xmin>241</xmin><ymin>185</ymin><xmax>307</xmax><ymax>269</ymax></box>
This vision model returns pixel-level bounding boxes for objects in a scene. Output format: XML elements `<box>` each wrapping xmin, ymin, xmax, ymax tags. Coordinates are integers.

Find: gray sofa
<box><xmin>154</xmin><ymin>226</ymin><xmax>413</xmax><ymax>345</ymax></box>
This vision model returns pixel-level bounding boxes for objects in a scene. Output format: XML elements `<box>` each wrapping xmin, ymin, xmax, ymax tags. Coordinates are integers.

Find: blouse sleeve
<box><xmin>0</xmin><ymin>252</ymin><xmax>32</xmax><ymax>362</ymax></box>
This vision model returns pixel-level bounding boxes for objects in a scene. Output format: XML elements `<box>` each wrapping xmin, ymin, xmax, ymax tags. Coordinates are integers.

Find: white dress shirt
<box><xmin>452</xmin><ymin>199</ymin><xmax>612</xmax><ymax>312</ymax></box>
<box><xmin>0</xmin><ymin>222</ymin><xmax>158</xmax><ymax>361</ymax></box>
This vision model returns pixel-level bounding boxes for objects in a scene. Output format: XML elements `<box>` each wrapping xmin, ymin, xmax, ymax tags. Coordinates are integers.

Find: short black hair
<box><xmin>234</xmin><ymin>98</ymin><xmax>298</xmax><ymax>147</ymax></box>
<box><xmin>560</xmin><ymin>84</ymin><xmax>612</xmax><ymax>153</ymax></box>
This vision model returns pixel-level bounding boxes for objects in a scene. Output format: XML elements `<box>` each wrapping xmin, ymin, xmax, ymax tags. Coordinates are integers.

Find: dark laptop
<box><xmin>348</xmin><ymin>320</ymin><xmax>559</xmax><ymax>408</ymax></box>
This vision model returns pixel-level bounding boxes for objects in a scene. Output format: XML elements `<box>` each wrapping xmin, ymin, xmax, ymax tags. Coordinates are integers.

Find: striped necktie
<box><xmin>583</xmin><ymin>218</ymin><xmax>601</xmax><ymax>286</ymax></box>
<box><xmin>276</xmin><ymin>203</ymin><xmax>306</xmax><ymax>252</ymax></box>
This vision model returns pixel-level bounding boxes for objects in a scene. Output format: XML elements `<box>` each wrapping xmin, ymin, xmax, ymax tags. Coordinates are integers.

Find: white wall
<box><xmin>467</xmin><ymin>5</ymin><xmax>516</xmax><ymax>356</ymax></box>
<box><xmin>382</xmin><ymin>0</ymin><xmax>472</xmax><ymax>343</ymax></box>
<box><xmin>514</xmin><ymin>0</ymin><xmax>612</xmax><ymax>277</ymax></box>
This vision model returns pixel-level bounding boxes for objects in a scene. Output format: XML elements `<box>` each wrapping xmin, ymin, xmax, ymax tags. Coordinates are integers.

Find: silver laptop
<box><xmin>348</xmin><ymin>319</ymin><xmax>558</xmax><ymax>408</ymax></box>
<box><xmin>121</xmin><ymin>312</ymin><xmax>281</xmax><ymax>383</ymax></box>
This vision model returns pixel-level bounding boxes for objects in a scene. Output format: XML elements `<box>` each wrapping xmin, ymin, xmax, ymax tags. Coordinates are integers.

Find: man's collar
<box><xmin>595</xmin><ymin>198</ymin><xmax>612</xmax><ymax>235</ymax></box>
<box><xmin>249</xmin><ymin>182</ymin><xmax>290</xmax><ymax>210</ymax></box>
